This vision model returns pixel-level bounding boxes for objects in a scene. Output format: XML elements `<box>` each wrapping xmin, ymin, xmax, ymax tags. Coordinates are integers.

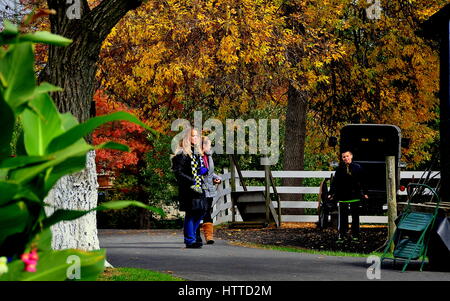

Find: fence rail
<box><xmin>211</xmin><ymin>170</ymin><xmax>440</xmax><ymax>225</ymax></box>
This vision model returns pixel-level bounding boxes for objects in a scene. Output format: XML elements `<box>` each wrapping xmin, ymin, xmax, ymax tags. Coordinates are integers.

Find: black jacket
<box><xmin>171</xmin><ymin>151</ymin><xmax>203</xmax><ymax>212</ymax></box>
<box><xmin>329</xmin><ymin>162</ymin><xmax>367</xmax><ymax>202</ymax></box>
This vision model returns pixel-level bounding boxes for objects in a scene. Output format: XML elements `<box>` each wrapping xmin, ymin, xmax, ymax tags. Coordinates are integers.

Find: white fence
<box><xmin>211</xmin><ymin>170</ymin><xmax>440</xmax><ymax>225</ymax></box>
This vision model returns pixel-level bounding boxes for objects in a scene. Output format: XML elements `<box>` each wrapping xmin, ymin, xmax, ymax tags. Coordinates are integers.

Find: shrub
<box><xmin>97</xmin><ymin>135</ymin><xmax>179</xmax><ymax>229</ymax></box>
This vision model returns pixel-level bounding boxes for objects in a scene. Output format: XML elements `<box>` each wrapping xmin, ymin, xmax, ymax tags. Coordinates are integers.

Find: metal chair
<box><xmin>381</xmin><ymin>183</ymin><xmax>441</xmax><ymax>272</ymax></box>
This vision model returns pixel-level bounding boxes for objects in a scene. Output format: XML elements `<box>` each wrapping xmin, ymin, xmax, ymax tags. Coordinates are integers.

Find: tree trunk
<box><xmin>39</xmin><ymin>0</ymin><xmax>143</xmax><ymax>252</ymax></box>
<box><xmin>282</xmin><ymin>84</ymin><xmax>308</xmax><ymax>214</ymax></box>
<box><xmin>44</xmin><ymin>151</ymin><xmax>99</xmax><ymax>250</ymax></box>
<box><xmin>40</xmin><ymin>0</ymin><xmax>143</xmax><ymax>123</ymax></box>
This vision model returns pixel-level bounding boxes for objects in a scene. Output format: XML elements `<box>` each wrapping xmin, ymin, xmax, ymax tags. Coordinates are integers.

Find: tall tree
<box><xmin>281</xmin><ymin>0</ymin><xmax>445</xmax><ymax>211</ymax></box>
<box><xmin>97</xmin><ymin>0</ymin><xmax>287</xmax><ymax>127</ymax></box>
<box><xmin>280</xmin><ymin>0</ymin><xmax>346</xmax><ymax>207</ymax></box>
<box><xmin>309</xmin><ymin>0</ymin><xmax>445</xmax><ymax>167</ymax></box>
<box><xmin>36</xmin><ymin>0</ymin><xmax>145</xmax><ymax>251</ymax></box>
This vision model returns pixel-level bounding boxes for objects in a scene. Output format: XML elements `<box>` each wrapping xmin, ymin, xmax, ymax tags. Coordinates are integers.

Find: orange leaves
<box><xmin>22</xmin><ymin>8</ymin><xmax>56</xmax><ymax>26</ymax></box>
<box><xmin>93</xmin><ymin>90</ymin><xmax>151</xmax><ymax>173</ymax></box>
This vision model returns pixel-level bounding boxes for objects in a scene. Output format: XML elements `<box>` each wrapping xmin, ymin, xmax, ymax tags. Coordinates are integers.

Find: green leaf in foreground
<box><xmin>21</xmin><ymin>249</ymin><xmax>105</xmax><ymax>281</ymax></box>
<box><xmin>42</xmin><ymin>200</ymin><xmax>165</xmax><ymax>229</ymax></box>
<box><xmin>2</xmin><ymin>42</ymin><xmax>36</xmax><ymax>109</ymax></box>
<box><xmin>19</xmin><ymin>31</ymin><xmax>72</xmax><ymax>46</ymax></box>
<box><xmin>1</xmin><ymin>20</ymin><xmax>19</xmax><ymax>37</ymax></box>
<box><xmin>0</xmin><ymin>202</ymin><xmax>29</xmax><ymax>246</ymax></box>
<box><xmin>47</xmin><ymin>111</ymin><xmax>159</xmax><ymax>153</ymax></box>
<box><xmin>0</xmin><ymin>94</ymin><xmax>14</xmax><ymax>157</ymax></box>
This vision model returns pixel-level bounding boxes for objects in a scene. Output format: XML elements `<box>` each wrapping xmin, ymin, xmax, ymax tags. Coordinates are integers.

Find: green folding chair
<box><xmin>381</xmin><ymin>183</ymin><xmax>441</xmax><ymax>272</ymax></box>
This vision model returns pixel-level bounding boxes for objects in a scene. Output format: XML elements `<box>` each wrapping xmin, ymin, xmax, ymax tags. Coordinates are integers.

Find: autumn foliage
<box><xmin>97</xmin><ymin>0</ymin><xmax>289</xmax><ymax>123</ymax></box>
<box><xmin>306</xmin><ymin>0</ymin><xmax>445</xmax><ymax>166</ymax></box>
<box><xmin>17</xmin><ymin>0</ymin><xmax>448</xmax><ymax>170</ymax></box>
<box><xmin>93</xmin><ymin>89</ymin><xmax>151</xmax><ymax>173</ymax></box>
<box><xmin>95</xmin><ymin>0</ymin><xmax>447</xmax><ymax>168</ymax></box>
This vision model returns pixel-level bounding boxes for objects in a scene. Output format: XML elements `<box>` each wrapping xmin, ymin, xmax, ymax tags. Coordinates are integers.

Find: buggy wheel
<box><xmin>318</xmin><ymin>205</ymin><xmax>325</xmax><ymax>229</ymax></box>
<box><xmin>318</xmin><ymin>204</ymin><xmax>330</xmax><ymax>229</ymax></box>
<box><xmin>317</xmin><ymin>178</ymin><xmax>330</xmax><ymax>229</ymax></box>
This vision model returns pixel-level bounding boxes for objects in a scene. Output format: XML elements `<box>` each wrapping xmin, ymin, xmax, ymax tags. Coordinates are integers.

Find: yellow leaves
<box><xmin>239</xmin><ymin>92</ymin><xmax>250</xmax><ymax>114</ymax></box>
<box><xmin>217</xmin><ymin>35</ymin><xmax>240</xmax><ymax>70</ymax></box>
<box><xmin>402</xmin><ymin>44</ymin><xmax>416</xmax><ymax>57</ymax></box>
<box><xmin>123</xmin><ymin>76</ymin><xmax>139</xmax><ymax>96</ymax></box>
<box><xmin>416</xmin><ymin>3</ymin><xmax>447</xmax><ymax>22</ymax></box>
<box><xmin>354</xmin><ymin>100</ymin><xmax>371</xmax><ymax>115</ymax></box>
<box><xmin>400</xmin><ymin>122</ymin><xmax>438</xmax><ymax>167</ymax></box>
<box><xmin>217</xmin><ymin>96</ymin><xmax>232</xmax><ymax>119</ymax></box>
<box><xmin>386</xmin><ymin>57</ymin><xmax>406</xmax><ymax>70</ymax></box>
<box><xmin>314</xmin><ymin>61</ymin><xmax>324</xmax><ymax>68</ymax></box>
<box><xmin>95</xmin><ymin>0</ymin><xmax>442</xmax><ymax>168</ymax></box>
<box><xmin>331</xmin><ymin>48</ymin><xmax>345</xmax><ymax>61</ymax></box>
<box><xmin>317</xmin><ymin>74</ymin><xmax>330</xmax><ymax>85</ymax></box>
<box><xmin>198</xmin><ymin>81</ymin><xmax>213</xmax><ymax>95</ymax></box>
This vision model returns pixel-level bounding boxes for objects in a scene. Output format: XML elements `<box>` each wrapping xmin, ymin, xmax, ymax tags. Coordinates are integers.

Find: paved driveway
<box><xmin>98</xmin><ymin>229</ymin><xmax>450</xmax><ymax>281</ymax></box>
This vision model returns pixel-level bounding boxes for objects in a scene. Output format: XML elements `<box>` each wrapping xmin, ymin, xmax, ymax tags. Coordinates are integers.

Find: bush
<box><xmin>97</xmin><ymin>134</ymin><xmax>180</xmax><ymax>229</ymax></box>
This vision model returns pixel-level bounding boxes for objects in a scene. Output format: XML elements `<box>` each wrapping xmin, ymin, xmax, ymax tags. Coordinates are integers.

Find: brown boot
<box><xmin>203</xmin><ymin>222</ymin><xmax>214</xmax><ymax>244</ymax></box>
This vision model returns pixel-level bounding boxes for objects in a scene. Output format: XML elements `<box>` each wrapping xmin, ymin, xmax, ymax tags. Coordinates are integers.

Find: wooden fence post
<box><xmin>264</xmin><ymin>163</ymin><xmax>270</xmax><ymax>224</ymax></box>
<box><xmin>212</xmin><ymin>172</ymin><xmax>223</xmax><ymax>225</ymax></box>
<box><xmin>230</xmin><ymin>155</ymin><xmax>236</xmax><ymax>223</ymax></box>
<box><xmin>385</xmin><ymin>156</ymin><xmax>397</xmax><ymax>252</ymax></box>
<box><xmin>269</xmin><ymin>170</ymin><xmax>282</xmax><ymax>226</ymax></box>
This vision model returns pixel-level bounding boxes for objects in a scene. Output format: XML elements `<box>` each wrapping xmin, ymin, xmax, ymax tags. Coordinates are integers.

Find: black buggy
<box><xmin>318</xmin><ymin>124</ymin><xmax>408</xmax><ymax>228</ymax></box>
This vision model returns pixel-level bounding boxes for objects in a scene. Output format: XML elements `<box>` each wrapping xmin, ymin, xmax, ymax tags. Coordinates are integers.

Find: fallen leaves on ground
<box><xmin>215</xmin><ymin>223</ymin><xmax>388</xmax><ymax>254</ymax></box>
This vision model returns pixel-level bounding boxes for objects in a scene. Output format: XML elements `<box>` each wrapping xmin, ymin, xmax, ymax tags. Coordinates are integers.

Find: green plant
<box><xmin>142</xmin><ymin>134</ymin><xmax>178</xmax><ymax>206</ymax></box>
<box><xmin>0</xmin><ymin>20</ymin><xmax>163</xmax><ymax>281</ymax></box>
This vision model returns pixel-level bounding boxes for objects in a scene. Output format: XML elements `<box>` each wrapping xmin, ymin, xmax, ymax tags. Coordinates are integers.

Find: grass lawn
<box><xmin>229</xmin><ymin>241</ymin><xmax>385</xmax><ymax>258</ymax></box>
<box><xmin>231</xmin><ymin>241</ymin><xmax>428</xmax><ymax>263</ymax></box>
<box><xmin>97</xmin><ymin>267</ymin><xmax>185</xmax><ymax>281</ymax></box>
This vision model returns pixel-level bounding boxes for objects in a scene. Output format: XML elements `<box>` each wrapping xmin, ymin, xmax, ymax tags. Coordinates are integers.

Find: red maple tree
<box><xmin>93</xmin><ymin>89</ymin><xmax>151</xmax><ymax>174</ymax></box>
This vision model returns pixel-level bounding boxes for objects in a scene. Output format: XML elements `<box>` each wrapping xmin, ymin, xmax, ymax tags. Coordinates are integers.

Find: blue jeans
<box><xmin>183</xmin><ymin>211</ymin><xmax>204</xmax><ymax>245</ymax></box>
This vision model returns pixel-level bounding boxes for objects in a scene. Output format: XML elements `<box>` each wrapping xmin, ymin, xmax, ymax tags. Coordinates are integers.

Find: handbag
<box><xmin>191</xmin><ymin>197</ymin><xmax>207</xmax><ymax>213</ymax></box>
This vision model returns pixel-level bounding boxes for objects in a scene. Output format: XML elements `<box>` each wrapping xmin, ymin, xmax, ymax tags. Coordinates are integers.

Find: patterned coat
<box><xmin>171</xmin><ymin>150</ymin><xmax>204</xmax><ymax>212</ymax></box>
<box><xmin>202</xmin><ymin>152</ymin><xmax>222</xmax><ymax>198</ymax></box>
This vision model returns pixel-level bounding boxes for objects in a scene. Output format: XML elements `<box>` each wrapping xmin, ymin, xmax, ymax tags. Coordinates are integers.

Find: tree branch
<box><xmin>87</xmin><ymin>0</ymin><xmax>143</xmax><ymax>41</ymax></box>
